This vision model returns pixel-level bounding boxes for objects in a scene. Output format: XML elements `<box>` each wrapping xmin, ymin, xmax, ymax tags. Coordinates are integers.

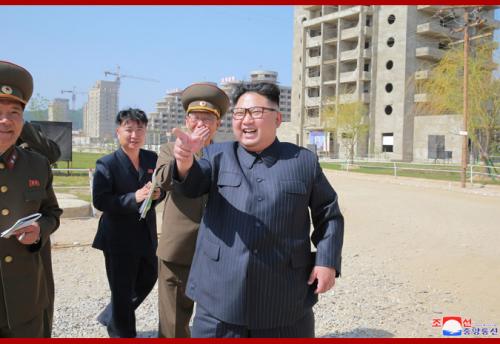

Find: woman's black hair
<box><xmin>115</xmin><ymin>108</ymin><xmax>148</xmax><ymax>125</ymax></box>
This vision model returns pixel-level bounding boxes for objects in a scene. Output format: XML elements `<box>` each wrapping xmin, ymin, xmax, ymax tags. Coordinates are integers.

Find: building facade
<box><xmin>147</xmin><ymin>89</ymin><xmax>184</xmax><ymax>145</ymax></box>
<box><xmin>48</xmin><ymin>98</ymin><xmax>69</xmax><ymax>122</ymax></box>
<box><xmin>83</xmin><ymin>80</ymin><xmax>119</xmax><ymax>140</ymax></box>
<box><xmin>291</xmin><ymin>5</ymin><xmax>497</xmax><ymax>162</ymax></box>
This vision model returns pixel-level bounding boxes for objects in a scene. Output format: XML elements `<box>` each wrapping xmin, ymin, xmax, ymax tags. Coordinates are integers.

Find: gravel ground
<box><xmin>50</xmin><ymin>171</ymin><xmax>500</xmax><ymax>338</ymax></box>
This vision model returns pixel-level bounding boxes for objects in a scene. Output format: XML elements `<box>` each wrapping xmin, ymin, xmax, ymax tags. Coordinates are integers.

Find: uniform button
<box><xmin>1</xmin><ymin>209</ymin><xmax>9</xmax><ymax>216</ymax></box>
<box><xmin>0</xmin><ymin>163</ymin><xmax>5</xmax><ymax>169</ymax></box>
<box><xmin>4</xmin><ymin>256</ymin><xmax>13</xmax><ymax>263</ymax></box>
<box><xmin>0</xmin><ymin>186</ymin><xmax>7</xmax><ymax>193</ymax></box>
<box><xmin>252</xmin><ymin>249</ymin><xmax>258</xmax><ymax>254</ymax></box>
<box><xmin>256</xmin><ymin>178</ymin><xmax>263</xmax><ymax>183</ymax></box>
<box><xmin>257</xmin><ymin>197</ymin><xmax>263</xmax><ymax>202</ymax></box>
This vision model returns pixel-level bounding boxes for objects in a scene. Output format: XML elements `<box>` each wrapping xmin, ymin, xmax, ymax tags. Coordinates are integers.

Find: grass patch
<box><xmin>53</xmin><ymin>175</ymin><xmax>89</xmax><ymax>187</ymax></box>
<box><xmin>55</xmin><ymin>152</ymin><xmax>106</xmax><ymax>170</ymax></box>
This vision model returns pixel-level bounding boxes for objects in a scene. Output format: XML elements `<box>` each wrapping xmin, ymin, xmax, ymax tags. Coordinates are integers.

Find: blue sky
<box><xmin>2</xmin><ymin>6</ymin><xmax>294</xmax><ymax>113</ymax></box>
<box><xmin>2</xmin><ymin>6</ymin><xmax>499</xmax><ymax>114</ymax></box>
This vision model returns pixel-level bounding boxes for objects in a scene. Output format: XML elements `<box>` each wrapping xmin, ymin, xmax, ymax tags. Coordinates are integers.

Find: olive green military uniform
<box><xmin>156</xmin><ymin>83</ymin><xmax>229</xmax><ymax>338</ymax></box>
<box><xmin>17</xmin><ymin>121</ymin><xmax>61</xmax><ymax>337</ymax></box>
<box><xmin>0</xmin><ymin>146</ymin><xmax>62</xmax><ymax>337</ymax></box>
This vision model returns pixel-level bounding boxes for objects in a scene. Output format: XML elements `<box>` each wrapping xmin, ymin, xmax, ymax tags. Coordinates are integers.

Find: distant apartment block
<box><xmin>147</xmin><ymin>89</ymin><xmax>184</xmax><ymax>145</ymax></box>
<box><xmin>83</xmin><ymin>80</ymin><xmax>119</xmax><ymax>140</ymax></box>
<box><xmin>48</xmin><ymin>98</ymin><xmax>69</xmax><ymax>122</ymax></box>
<box><xmin>291</xmin><ymin>5</ymin><xmax>497</xmax><ymax>162</ymax></box>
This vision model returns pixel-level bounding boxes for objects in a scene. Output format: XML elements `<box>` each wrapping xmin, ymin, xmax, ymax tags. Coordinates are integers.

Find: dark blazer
<box><xmin>0</xmin><ymin>146</ymin><xmax>62</xmax><ymax>328</ymax></box>
<box><xmin>92</xmin><ymin>148</ymin><xmax>163</xmax><ymax>255</ymax></box>
<box><xmin>174</xmin><ymin>139</ymin><xmax>344</xmax><ymax>329</ymax></box>
<box><xmin>155</xmin><ymin>142</ymin><xmax>205</xmax><ymax>266</ymax></box>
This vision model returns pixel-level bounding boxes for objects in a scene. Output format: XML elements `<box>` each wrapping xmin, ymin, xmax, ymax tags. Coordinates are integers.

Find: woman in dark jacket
<box><xmin>92</xmin><ymin>108</ymin><xmax>164</xmax><ymax>338</ymax></box>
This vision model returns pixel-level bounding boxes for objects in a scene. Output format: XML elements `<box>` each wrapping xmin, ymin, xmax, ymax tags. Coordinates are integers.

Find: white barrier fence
<box><xmin>320</xmin><ymin>159</ymin><xmax>499</xmax><ymax>185</ymax></box>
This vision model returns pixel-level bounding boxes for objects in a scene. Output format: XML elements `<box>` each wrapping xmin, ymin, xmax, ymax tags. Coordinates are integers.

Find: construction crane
<box><xmin>104</xmin><ymin>65</ymin><xmax>160</xmax><ymax>85</ymax></box>
<box><xmin>61</xmin><ymin>86</ymin><xmax>87</xmax><ymax>110</ymax></box>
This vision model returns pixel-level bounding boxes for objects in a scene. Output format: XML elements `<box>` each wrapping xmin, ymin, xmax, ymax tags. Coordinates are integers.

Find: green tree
<box><xmin>415</xmin><ymin>41</ymin><xmax>500</xmax><ymax>174</ymax></box>
<box><xmin>27</xmin><ymin>93</ymin><xmax>49</xmax><ymax>121</ymax></box>
<box><xmin>322</xmin><ymin>99</ymin><xmax>369</xmax><ymax>164</ymax></box>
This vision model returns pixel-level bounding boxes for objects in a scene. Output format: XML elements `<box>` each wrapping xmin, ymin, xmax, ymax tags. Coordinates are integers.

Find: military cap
<box><xmin>0</xmin><ymin>61</ymin><xmax>34</xmax><ymax>107</ymax></box>
<box><xmin>181</xmin><ymin>82</ymin><xmax>230</xmax><ymax>119</ymax></box>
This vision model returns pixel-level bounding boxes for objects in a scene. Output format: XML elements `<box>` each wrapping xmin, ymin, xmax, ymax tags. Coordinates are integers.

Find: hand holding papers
<box><xmin>1</xmin><ymin>213</ymin><xmax>42</xmax><ymax>239</ymax></box>
<box><xmin>139</xmin><ymin>169</ymin><xmax>159</xmax><ymax>220</ymax></box>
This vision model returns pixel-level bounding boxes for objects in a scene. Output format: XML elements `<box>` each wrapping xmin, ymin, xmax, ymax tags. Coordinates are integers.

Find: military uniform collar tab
<box><xmin>0</xmin><ymin>146</ymin><xmax>18</xmax><ymax>170</ymax></box>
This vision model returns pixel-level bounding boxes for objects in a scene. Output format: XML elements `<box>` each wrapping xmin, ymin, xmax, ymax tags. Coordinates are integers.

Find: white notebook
<box><xmin>1</xmin><ymin>213</ymin><xmax>42</xmax><ymax>239</ymax></box>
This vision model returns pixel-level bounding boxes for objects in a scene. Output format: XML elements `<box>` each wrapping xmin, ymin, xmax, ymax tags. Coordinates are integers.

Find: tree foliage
<box><xmin>322</xmin><ymin>99</ymin><xmax>369</xmax><ymax>163</ymax></box>
<box><xmin>27</xmin><ymin>93</ymin><xmax>49</xmax><ymax>121</ymax></box>
<box><xmin>415</xmin><ymin>41</ymin><xmax>500</xmax><ymax>168</ymax></box>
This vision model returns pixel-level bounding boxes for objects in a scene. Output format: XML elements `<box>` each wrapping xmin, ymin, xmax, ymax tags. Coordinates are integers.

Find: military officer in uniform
<box><xmin>156</xmin><ymin>83</ymin><xmax>229</xmax><ymax>337</ymax></box>
<box><xmin>0</xmin><ymin>60</ymin><xmax>62</xmax><ymax>337</ymax></box>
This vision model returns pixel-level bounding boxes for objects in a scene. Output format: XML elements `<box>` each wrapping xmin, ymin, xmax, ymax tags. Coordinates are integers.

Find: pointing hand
<box><xmin>172</xmin><ymin>127</ymin><xmax>210</xmax><ymax>179</ymax></box>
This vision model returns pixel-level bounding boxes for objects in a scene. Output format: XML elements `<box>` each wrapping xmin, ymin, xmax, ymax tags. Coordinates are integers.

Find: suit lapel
<box><xmin>138</xmin><ymin>149</ymin><xmax>148</xmax><ymax>183</ymax></box>
<box><xmin>116</xmin><ymin>148</ymin><xmax>139</xmax><ymax>181</ymax></box>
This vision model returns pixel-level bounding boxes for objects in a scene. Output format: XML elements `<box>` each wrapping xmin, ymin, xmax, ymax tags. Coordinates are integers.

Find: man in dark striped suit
<box><xmin>172</xmin><ymin>82</ymin><xmax>344</xmax><ymax>338</ymax></box>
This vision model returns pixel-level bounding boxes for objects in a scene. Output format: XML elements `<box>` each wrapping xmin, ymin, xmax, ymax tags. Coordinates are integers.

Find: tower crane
<box><xmin>61</xmin><ymin>86</ymin><xmax>87</xmax><ymax>110</ymax></box>
<box><xmin>104</xmin><ymin>65</ymin><xmax>160</xmax><ymax>85</ymax></box>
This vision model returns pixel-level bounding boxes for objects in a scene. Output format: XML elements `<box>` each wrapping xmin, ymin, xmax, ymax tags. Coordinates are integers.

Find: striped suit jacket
<box><xmin>174</xmin><ymin>139</ymin><xmax>344</xmax><ymax>329</ymax></box>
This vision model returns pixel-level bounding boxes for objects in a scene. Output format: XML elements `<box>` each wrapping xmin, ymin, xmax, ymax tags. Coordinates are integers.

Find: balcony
<box><xmin>305</xmin><ymin>76</ymin><xmax>321</xmax><ymax>87</ymax></box>
<box><xmin>339</xmin><ymin>71</ymin><xmax>357</xmax><ymax>83</ymax></box>
<box><xmin>414</xmin><ymin>93</ymin><xmax>429</xmax><ymax>103</ymax></box>
<box><xmin>306</xmin><ymin>35</ymin><xmax>322</xmax><ymax>48</ymax></box>
<box><xmin>340</xmin><ymin>48</ymin><xmax>358</xmax><ymax>61</ymax></box>
<box><xmin>341</xmin><ymin>26</ymin><xmax>360</xmax><ymax>41</ymax></box>
<box><xmin>338</xmin><ymin>5</ymin><xmax>362</xmax><ymax>20</ymax></box>
<box><xmin>415</xmin><ymin>70</ymin><xmax>430</xmax><ymax>80</ymax></box>
<box><xmin>341</xmin><ymin>25</ymin><xmax>372</xmax><ymax>41</ymax></box>
<box><xmin>416</xmin><ymin>47</ymin><xmax>445</xmax><ymax>61</ymax></box>
<box><xmin>305</xmin><ymin>96</ymin><xmax>321</xmax><ymax>107</ymax></box>
<box><xmin>323</xmin><ymin>57</ymin><xmax>337</xmax><ymax>65</ymax></box>
<box><xmin>305</xmin><ymin>55</ymin><xmax>321</xmax><ymax>67</ymax></box>
<box><xmin>417</xmin><ymin>22</ymin><xmax>452</xmax><ymax>38</ymax></box>
<box><xmin>323</xmin><ymin>77</ymin><xmax>337</xmax><ymax>85</ymax></box>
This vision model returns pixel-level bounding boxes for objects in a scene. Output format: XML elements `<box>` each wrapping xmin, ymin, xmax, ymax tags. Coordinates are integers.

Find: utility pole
<box><xmin>438</xmin><ymin>6</ymin><xmax>488</xmax><ymax>187</ymax></box>
<box><xmin>461</xmin><ymin>10</ymin><xmax>469</xmax><ymax>188</ymax></box>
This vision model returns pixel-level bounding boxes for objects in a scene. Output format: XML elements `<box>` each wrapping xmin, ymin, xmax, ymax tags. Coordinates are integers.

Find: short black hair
<box><xmin>115</xmin><ymin>108</ymin><xmax>148</xmax><ymax>125</ymax></box>
<box><xmin>232</xmin><ymin>82</ymin><xmax>280</xmax><ymax>107</ymax></box>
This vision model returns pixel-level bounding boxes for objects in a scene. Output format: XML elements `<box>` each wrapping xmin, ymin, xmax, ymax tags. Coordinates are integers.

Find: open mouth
<box><xmin>242</xmin><ymin>128</ymin><xmax>257</xmax><ymax>134</ymax></box>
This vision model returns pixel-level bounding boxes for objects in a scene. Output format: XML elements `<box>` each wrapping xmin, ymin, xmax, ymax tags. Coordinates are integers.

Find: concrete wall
<box><xmin>413</xmin><ymin>114</ymin><xmax>462</xmax><ymax>163</ymax></box>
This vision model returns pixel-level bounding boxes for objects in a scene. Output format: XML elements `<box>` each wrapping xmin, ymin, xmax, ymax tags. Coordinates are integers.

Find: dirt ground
<box><xmin>50</xmin><ymin>170</ymin><xmax>500</xmax><ymax>337</ymax></box>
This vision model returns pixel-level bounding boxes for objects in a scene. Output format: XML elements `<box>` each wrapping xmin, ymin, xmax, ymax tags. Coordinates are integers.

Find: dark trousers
<box><xmin>0</xmin><ymin>312</ymin><xmax>44</xmax><ymax>338</ymax></box>
<box><xmin>103</xmin><ymin>251</ymin><xmax>157</xmax><ymax>338</ymax></box>
<box><xmin>41</xmin><ymin>239</ymin><xmax>54</xmax><ymax>338</ymax></box>
<box><xmin>192</xmin><ymin>304</ymin><xmax>315</xmax><ymax>338</ymax></box>
<box><xmin>158</xmin><ymin>260</ymin><xmax>194</xmax><ymax>338</ymax></box>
